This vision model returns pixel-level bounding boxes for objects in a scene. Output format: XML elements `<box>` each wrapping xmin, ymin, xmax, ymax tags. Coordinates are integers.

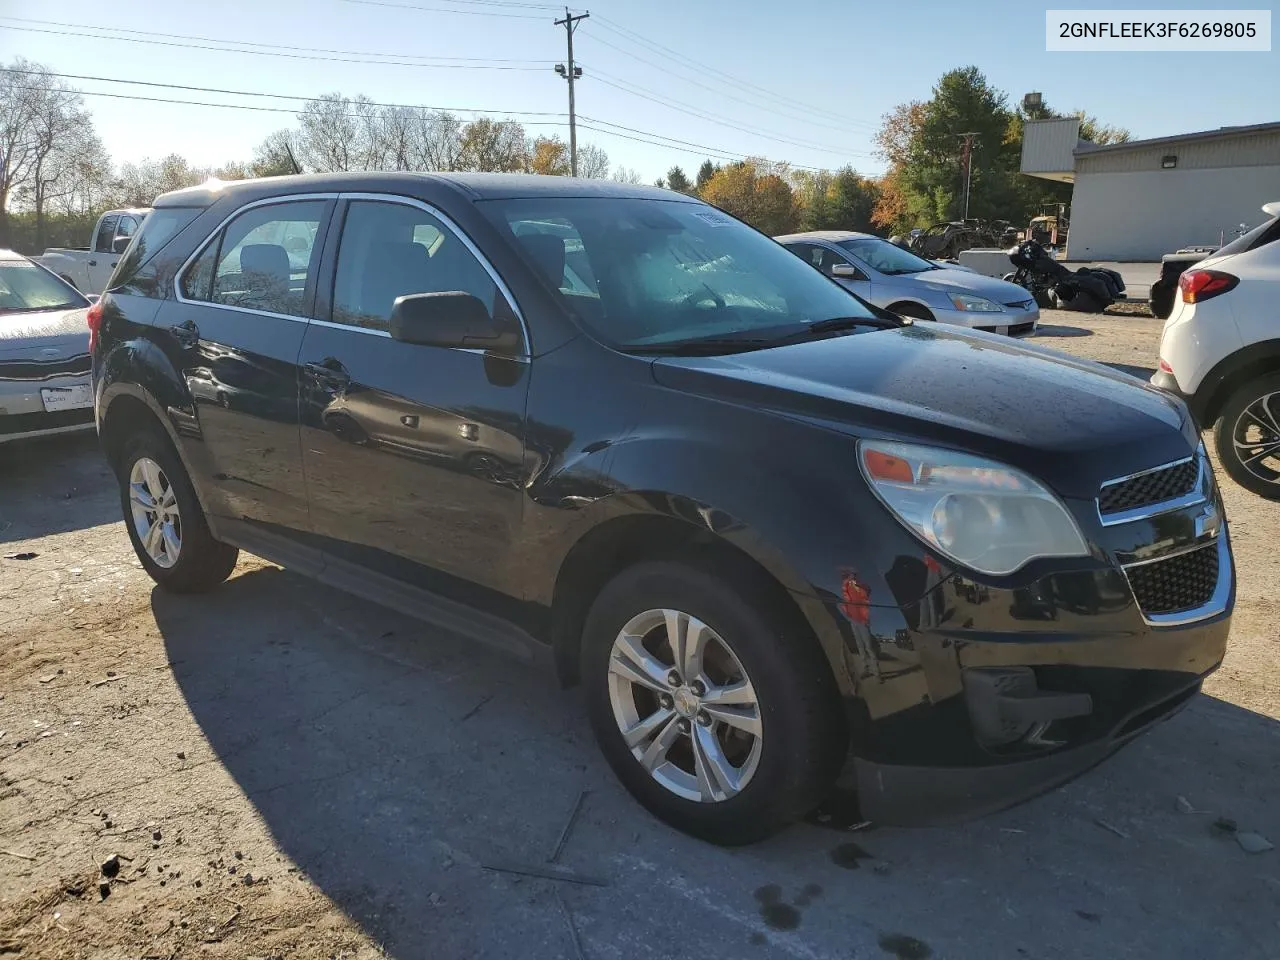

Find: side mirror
<box><xmin>831</xmin><ymin>263</ymin><xmax>861</xmax><ymax>280</ymax></box>
<box><xmin>112</xmin><ymin>236</ymin><xmax>131</xmax><ymax>254</ymax></box>
<box><xmin>390</xmin><ymin>292</ymin><xmax>521</xmax><ymax>354</ymax></box>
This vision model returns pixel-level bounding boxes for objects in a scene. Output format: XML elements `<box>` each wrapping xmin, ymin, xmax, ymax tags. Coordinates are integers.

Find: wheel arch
<box><xmin>547</xmin><ymin>497</ymin><xmax>857</xmax><ymax>699</ymax></box>
<box><xmin>1194</xmin><ymin>339</ymin><xmax>1280</xmax><ymax>426</ymax></box>
<box><xmin>886</xmin><ymin>299</ymin><xmax>935</xmax><ymax>322</ymax></box>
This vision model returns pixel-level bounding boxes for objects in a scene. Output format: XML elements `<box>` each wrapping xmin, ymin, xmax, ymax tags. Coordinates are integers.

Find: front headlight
<box><xmin>859</xmin><ymin>440</ymin><xmax>1089</xmax><ymax>576</ymax></box>
<box><xmin>949</xmin><ymin>293</ymin><xmax>1003</xmax><ymax>313</ymax></box>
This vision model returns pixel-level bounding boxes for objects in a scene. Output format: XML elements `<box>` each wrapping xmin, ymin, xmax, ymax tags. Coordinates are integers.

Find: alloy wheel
<box><xmin>1232</xmin><ymin>390</ymin><xmax>1280</xmax><ymax>486</ymax></box>
<box><xmin>606</xmin><ymin>608</ymin><xmax>762</xmax><ymax>803</ymax></box>
<box><xmin>128</xmin><ymin>457</ymin><xmax>182</xmax><ymax>569</ymax></box>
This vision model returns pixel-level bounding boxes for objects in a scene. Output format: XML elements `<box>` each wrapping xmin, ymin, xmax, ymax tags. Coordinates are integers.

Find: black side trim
<box><xmin>215</xmin><ymin>518</ymin><xmax>552</xmax><ymax>670</ymax></box>
<box><xmin>0</xmin><ymin>408</ymin><xmax>94</xmax><ymax>436</ymax></box>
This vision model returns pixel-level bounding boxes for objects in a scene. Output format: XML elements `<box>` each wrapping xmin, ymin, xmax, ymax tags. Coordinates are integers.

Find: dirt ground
<box><xmin>1</xmin><ymin>310</ymin><xmax>1277</xmax><ymax>960</ymax></box>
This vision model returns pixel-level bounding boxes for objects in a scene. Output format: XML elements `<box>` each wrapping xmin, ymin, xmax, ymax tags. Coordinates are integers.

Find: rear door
<box><xmin>297</xmin><ymin>194</ymin><xmax>531</xmax><ymax>603</ymax></box>
<box><xmin>162</xmin><ymin>195</ymin><xmax>334</xmax><ymax>538</ymax></box>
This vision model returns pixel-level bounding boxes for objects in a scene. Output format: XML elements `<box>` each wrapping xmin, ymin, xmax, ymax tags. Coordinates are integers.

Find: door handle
<box><xmin>169</xmin><ymin>319</ymin><xmax>199</xmax><ymax>348</ymax></box>
<box><xmin>304</xmin><ymin>359</ymin><xmax>351</xmax><ymax>391</ymax></box>
<box><xmin>88</xmin><ymin>259</ymin><xmax>97</xmax><ymax>267</ymax></box>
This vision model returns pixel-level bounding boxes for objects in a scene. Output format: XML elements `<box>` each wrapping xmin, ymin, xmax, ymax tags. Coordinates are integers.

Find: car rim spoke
<box><xmin>638</xmin><ymin>712</ymin><xmax>681</xmax><ymax>772</ymax></box>
<box><xmin>699</xmin><ymin>678</ymin><xmax>755</xmax><ymax>706</ymax></box>
<box><xmin>129</xmin><ymin>482</ymin><xmax>156</xmax><ymax>510</ymax></box>
<box><xmin>141</xmin><ymin>459</ymin><xmax>166</xmax><ymax>502</ymax></box>
<box><xmin>609</xmin><ymin>633</ymin><xmax>671</xmax><ymax>694</ymax></box>
<box><xmin>702</xmin><ymin>702</ymin><xmax>762</xmax><ymax>738</ymax></box>
<box><xmin>692</xmin><ymin>723</ymin><xmax>740</xmax><ymax>801</ymax></box>
<box><xmin>144</xmin><ymin>519</ymin><xmax>164</xmax><ymax>557</ymax></box>
<box><xmin>160</xmin><ymin>521</ymin><xmax>181</xmax><ymax>561</ymax></box>
<box><xmin>665</xmin><ymin>609</ymin><xmax>709</xmax><ymax>682</ymax></box>
<box><xmin>1241</xmin><ymin>441</ymin><xmax>1280</xmax><ymax>467</ymax></box>
<box><xmin>622</xmin><ymin>706</ymin><xmax>676</xmax><ymax>748</ymax></box>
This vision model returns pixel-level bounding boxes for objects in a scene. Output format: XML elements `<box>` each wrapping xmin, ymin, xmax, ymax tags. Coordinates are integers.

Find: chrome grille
<box><xmin>1099</xmin><ymin>458</ymin><xmax>1199</xmax><ymax>517</ymax></box>
<box><xmin>1125</xmin><ymin>543</ymin><xmax>1220</xmax><ymax>617</ymax></box>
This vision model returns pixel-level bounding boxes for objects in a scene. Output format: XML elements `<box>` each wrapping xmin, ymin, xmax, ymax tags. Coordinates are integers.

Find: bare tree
<box><xmin>19</xmin><ymin>81</ymin><xmax>92</xmax><ymax>250</ymax></box>
<box><xmin>296</xmin><ymin>94</ymin><xmax>362</xmax><ymax>172</ymax></box>
<box><xmin>0</xmin><ymin>58</ymin><xmax>51</xmax><ymax>245</ymax></box>
<box><xmin>577</xmin><ymin>143</ymin><xmax>610</xmax><ymax>179</ymax></box>
<box><xmin>253</xmin><ymin>130</ymin><xmax>302</xmax><ymax>177</ymax></box>
<box><xmin>409</xmin><ymin>110</ymin><xmax>464</xmax><ymax>171</ymax></box>
<box><xmin>611</xmin><ymin>166</ymin><xmax>642</xmax><ymax>185</ymax></box>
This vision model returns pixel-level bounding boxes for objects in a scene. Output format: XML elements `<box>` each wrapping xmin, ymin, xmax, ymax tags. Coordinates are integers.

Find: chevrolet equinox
<box><xmin>91</xmin><ymin>174</ymin><xmax>1233</xmax><ymax>845</ymax></box>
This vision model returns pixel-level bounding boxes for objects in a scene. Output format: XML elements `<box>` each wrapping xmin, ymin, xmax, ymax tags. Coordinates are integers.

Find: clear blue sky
<box><xmin>1</xmin><ymin>0</ymin><xmax>1277</xmax><ymax>181</ymax></box>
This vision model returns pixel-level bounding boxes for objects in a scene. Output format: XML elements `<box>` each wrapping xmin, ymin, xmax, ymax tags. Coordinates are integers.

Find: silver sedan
<box><xmin>776</xmin><ymin>230</ymin><xmax>1039</xmax><ymax>335</ymax></box>
<box><xmin>0</xmin><ymin>250</ymin><xmax>95</xmax><ymax>445</ymax></box>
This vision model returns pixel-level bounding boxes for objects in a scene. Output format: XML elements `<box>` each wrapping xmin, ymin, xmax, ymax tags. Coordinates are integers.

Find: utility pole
<box><xmin>554</xmin><ymin>7</ymin><xmax>589</xmax><ymax>176</ymax></box>
<box><xmin>957</xmin><ymin>132</ymin><xmax>979</xmax><ymax>220</ymax></box>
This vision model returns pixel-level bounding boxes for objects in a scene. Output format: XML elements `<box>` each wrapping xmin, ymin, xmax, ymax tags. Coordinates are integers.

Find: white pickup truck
<box><xmin>36</xmin><ymin>208</ymin><xmax>151</xmax><ymax>295</ymax></box>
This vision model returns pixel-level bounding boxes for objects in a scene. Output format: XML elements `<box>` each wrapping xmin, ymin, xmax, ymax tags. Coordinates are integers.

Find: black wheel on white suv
<box><xmin>117</xmin><ymin>428</ymin><xmax>239</xmax><ymax>591</ymax></box>
<box><xmin>1215</xmin><ymin>372</ymin><xmax>1280</xmax><ymax>500</ymax></box>
<box><xmin>581</xmin><ymin>559</ymin><xmax>845</xmax><ymax>846</ymax></box>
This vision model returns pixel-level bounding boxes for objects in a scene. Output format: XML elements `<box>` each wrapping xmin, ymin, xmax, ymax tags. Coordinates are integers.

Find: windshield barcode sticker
<box><xmin>692</xmin><ymin>210</ymin><xmax>733</xmax><ymax>227</ymax></box>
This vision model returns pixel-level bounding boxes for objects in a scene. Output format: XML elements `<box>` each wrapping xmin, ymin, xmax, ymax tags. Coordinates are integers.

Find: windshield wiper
<box><xmin>627</xmin><ymin>336</ymin><xmax>776</xmax><ymax>356</ymax></box>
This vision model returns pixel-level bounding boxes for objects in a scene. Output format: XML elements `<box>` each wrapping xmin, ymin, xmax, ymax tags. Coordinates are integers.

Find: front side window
<box><xmin>186</xmin><ymin>200</ymin><xmax>326</xmax><ymax>316</ymax></box>
<box><xmin>95</xmin><ymin>215</ymin><xmax>119</xmax><ymax>254</ymax></box>
<box><xmin>482</xmin><ymin>198</ymin><xmax>877</xmax><ymax>350</ymax></box>
<box><xmin>331</xmin><ymin>200</ymin><xmax>499</xmax><ymax>332</ymax></box>
<box><xmin>837</xmin><ymin>238</ymin><xmax>936</xmax><ymax>276</ymax></box>
<box><xmin>0</xmin><ymin>260</ymin><xmax>87</xmax><ymax>313</ymax></box>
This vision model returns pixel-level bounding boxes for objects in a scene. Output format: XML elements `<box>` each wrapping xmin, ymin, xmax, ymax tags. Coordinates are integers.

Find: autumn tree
<box><xmin>458</xmin><ymin>118</ymin><xmax>529</xmax><ymax>172</ymax></box>
<box><xmin>700</xmin><ymin>160</ymin><xmax>798</xmax><ymax>235</ymax></box>
<box><xmin>529</xmin><ymin>136</ymin><xmax>570</xmax><ymax>176</ymax></box>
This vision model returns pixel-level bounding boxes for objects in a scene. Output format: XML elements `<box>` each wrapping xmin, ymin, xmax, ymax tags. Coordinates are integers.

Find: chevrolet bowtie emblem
<box><xmin>1195</xmin><ymin>503</ymin><xmax>1221</xmax><ymax>539</ymax></box>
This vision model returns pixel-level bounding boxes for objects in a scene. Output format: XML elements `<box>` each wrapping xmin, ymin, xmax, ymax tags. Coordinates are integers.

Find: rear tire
<box><xmin>581</xmin><ymin>560</ymin><xmax>845</xmax><ymax>845</ymax></box>
<box><xmin>117</xmin><ymin>428</ymin><xmax>238</xmax><ymax>592</ymax></box>
<box><xmin>1214</xmin><ymin>373</ymin><xmax>1280</xmax><ymax>500</ymax></box>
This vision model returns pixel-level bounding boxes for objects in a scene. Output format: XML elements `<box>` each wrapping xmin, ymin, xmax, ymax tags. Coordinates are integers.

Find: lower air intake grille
<box><xmin>1126</xmin><ymin>543</ymin><xmax>1219</xmax><ymax>616</ymax></box>
<box><xmin>1099</xmin><ymin>459</ymin><xmax>1199</xmax><ymax>516</ymax></box>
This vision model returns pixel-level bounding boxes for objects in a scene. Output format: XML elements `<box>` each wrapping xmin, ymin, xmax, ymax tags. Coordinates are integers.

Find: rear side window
<box><xmin>110</xmin><ymin>208</ymin><xmax>203</xmax><ymax>298</ymax></box>
<box><xmin>1212</xmin><ymin>214</ymin><xmax>1280</xmax><ymax>259</ymax></box>
<box><xmin>181</xmin><ymin>201</ymin><xmax>327</xmax><ymax>317</ymax></box>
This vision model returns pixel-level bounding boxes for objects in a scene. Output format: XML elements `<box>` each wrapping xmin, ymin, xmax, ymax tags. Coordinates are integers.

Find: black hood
<box><xmin>649</xmin><ymin>324</ymin><xmax>1196</xmax><ymax>500</ymax></box>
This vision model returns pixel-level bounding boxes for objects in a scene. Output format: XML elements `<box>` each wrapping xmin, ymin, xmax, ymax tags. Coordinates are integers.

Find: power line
<box><xmin>337</xmin><ymin>0</ymin><xmax>552</xmax><ymax>19</ymax></box>
<box><xmin>582</xmin><ymin>27</ymin><xmax>879</xmax><ymax>135</ymax></box>
<box><xmin>578</xmin><ymin>117</ymin><xmax>820</xmax><ymax>169</ymax></box>
<box><xmin>0</xmin><ymin>68</ymin><xmax>570</xmax><ymax>117</ymax></box>
<box><xmin>1</xmin><ymin>83</ymin><xmax>570</xmax><ymax>126</ymax></box>
<box><xmin>590</xmin><ymin>15</ymin><xmax>879</xmax><ymax>130</ymax></box>
<box><xmin>585</xmin><ymin>69</ymin><xmax>876</xmax><ymax>159</ymax></box>
<box><xmin>0</xmin><ymin>16</ymin><xmax>557</xmax><ymax>64</ymax></box>
<box><xmin>0</xmin><ymin>23</ymin><xmax>550</xmax><ymax>68</ymax></box>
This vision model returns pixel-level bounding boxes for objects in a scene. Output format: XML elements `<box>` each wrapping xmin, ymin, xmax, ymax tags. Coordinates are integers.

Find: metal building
<box><xmin>1021</xmin><ymin>118</ymin><xmax>1280</xmax><ymax>261</ymax></box>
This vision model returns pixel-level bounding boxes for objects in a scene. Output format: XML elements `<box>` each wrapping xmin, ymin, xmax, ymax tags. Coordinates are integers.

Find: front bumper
<box><xmin>0</xmin><ymin>375</ymin><xmax>95</xmax><ymax>444</ymax></box>
<box><xmin>935</xmin><ymin>305</ymin><xmax>1040</xmax><ymax>336</ymax></box>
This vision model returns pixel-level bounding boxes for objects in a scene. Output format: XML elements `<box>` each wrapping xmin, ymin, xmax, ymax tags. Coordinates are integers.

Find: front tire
<box><xmin>1215</xmin><ymin>374</ymin><xmax>1280</xmax><ymax>500</ymax></box>
<box><xmin>581</xmin><ymin>560</ymin><xmax>844</xmax><ymax>845</ymax></box>
<box><xmin>117</xmin><ymin>429</ymin><xmax>238</xmax><ymax>591</ymax></box>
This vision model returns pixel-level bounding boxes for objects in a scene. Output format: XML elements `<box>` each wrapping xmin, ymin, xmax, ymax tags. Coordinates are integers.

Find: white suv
<box><xmin>1152</xmin><ymin>201</ymin><xmax>1280</xmax><ymax>498</ymax></box>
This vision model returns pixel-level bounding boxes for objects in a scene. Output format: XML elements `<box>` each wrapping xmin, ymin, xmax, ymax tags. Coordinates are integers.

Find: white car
<box><xmin>1152</xmin><ymin>200</ymin><xmax>1280</xmax><ymax>498</ymax></box>
<box><xmin>37</xmin><ymin>208</ymin><xmax>149</xmax><ymax>295</ymax></box>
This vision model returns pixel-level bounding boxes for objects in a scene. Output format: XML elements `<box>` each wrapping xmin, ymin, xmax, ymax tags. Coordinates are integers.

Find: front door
<box><xmin>160</xmin><ymin>196</ymin><xmax>333</xmax><ymax>537</ymax></box>
<box><xmin>298</xmin><ymin>196</ymin><xmax>531</xmax><ymax>604</ymax></box>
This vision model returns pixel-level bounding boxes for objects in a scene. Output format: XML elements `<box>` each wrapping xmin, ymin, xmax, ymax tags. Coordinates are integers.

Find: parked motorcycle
<box><xmin>1002</xmin><ymin>240</ymin><xmax>1125</xmax><ymax>313</ymax></box>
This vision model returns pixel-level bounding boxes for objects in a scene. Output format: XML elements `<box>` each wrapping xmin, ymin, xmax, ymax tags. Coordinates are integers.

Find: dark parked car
<box><xmin>91</xmin><ymin>174</ymin><xmax>1233</xmax><ymax>844</ymax></box>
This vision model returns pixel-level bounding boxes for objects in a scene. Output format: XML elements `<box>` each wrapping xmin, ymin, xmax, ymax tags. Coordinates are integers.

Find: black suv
<box><xmin>91</xmin><ymin>174</ymin><xmax>1233</xmax><ymax>844</ymax></box>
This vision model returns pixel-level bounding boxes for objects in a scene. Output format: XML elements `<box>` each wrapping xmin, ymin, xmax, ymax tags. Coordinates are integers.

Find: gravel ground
<box><xmin>1</xmin><ymin>310</ymin><xmax>1277</xmax><ymax>960</ymax></box>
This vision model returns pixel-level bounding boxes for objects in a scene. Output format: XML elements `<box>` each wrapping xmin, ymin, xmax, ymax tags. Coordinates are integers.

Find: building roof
<box><xmin>156</xmin><ymin>171</ymin><xmax>689</xmax><ymax>208</ymax></box>
<box><xmin>1075</xmin><ymin>121</ymin><xmax>1280</xmax><ymax>157</ymax></box>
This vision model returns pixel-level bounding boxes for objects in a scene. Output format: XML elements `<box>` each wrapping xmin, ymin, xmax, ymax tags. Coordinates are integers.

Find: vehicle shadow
<box><xmin>1106</xmin><ymin>361</ymin><xmax>1159</xmax><ymax>381</ymax></box>
<box><xmin>158</xmin><ymin>567</ymin><xmax>1280</xmax><ymax>960</ymax></box>
<box><xmin>0</xmin><ymin>432</ymin><xmax>118</xmax><ymax>543</ymax></box>
<box><xmin>1034</xmin><ymin>324</ymin><xmax>1093</xmax><ymax>338</ymax></box>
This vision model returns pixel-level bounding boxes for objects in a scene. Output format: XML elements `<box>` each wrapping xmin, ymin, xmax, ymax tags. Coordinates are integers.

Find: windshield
<box><xmin>837</xmin><ymin>238</ymin><xmax>937</xmax><ymax>276</ymax></box>
<box><xmin>480</xmin><ymin>197</ymin><xmax>878</xmax><ymax>350</ymax></box>
<box><xmin>0</xmin><ymin>260</ymin><xmax>87</xmax><ymax>314</ymax></box>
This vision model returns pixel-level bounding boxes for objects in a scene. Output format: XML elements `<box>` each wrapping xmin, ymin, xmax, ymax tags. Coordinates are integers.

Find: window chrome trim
<box><xmin>173</xmin><ymin>192</ymin><xmax>341</xmax><ymax>325</ymax></box>
<box><xmin>1097</xmin><ymin>453</ymin><xmax>1206</xmax><ymax>527</ymax></box>
<box><xmin>1121</xmin><ymin>534</ymin><xmax>1231</xmax><ymax>627</ymax></box>
<box><xmin>334</xmin><ymin>192</ymin><xmax>531</xmax><ymax>359</ymax></box>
